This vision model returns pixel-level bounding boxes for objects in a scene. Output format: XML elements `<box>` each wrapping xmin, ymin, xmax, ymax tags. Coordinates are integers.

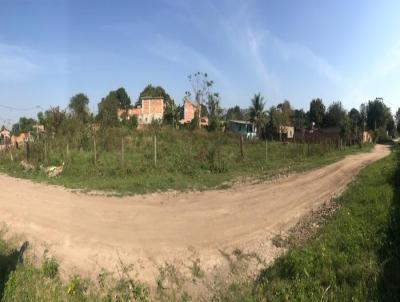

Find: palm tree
<box><xmin>249</xmin><ymin>93</ymin><xmax>266</xmax><ymax>135</ymax></box>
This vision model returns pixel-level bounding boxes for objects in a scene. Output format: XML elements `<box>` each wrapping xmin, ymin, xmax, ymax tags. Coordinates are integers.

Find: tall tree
<box><xmin>225</xmin><ymin>105</ymin><xmax>244</xmax><ymax>121</ymax></box>
<box><xmin>12</xmin><ymin>117</ymin><xmax>36</xmax><ymax>134</ymax></box>
<box><xmin>292</xmin><ymin>109</ymin><xmax>307</xmax><ymax>129</ymax></box>
<box><xmin>137</xmin><ymin>84</ymin><xmax>172</xmax><ymax>105</ymax></box>
<box><xmin>207</xmin><ymin>93</ymin><xmax>222</xmax><ymax>131</ymax></box>
<box><xmin>396</xmin><ymin>108</ymin><xmax>400</xmax><ymax>134</ymax></box>
<box><xmin>324</xmin><ymin>101</ymin><xmax>346</xmax><ymax>128</ymax></box>
<box><xmin>277</xmin><ymin>100</ymin><xmax>292</xmax><ymax>126</ymax></box>
<box><xmin>69</xmin><ymin>93</ymin><xmax>90</xmax><ymax>122</ymax></box>
<box><xmin>115</xmin><ymin>87</ymin><xmax>131</xmax><ymax>110</ymax></box>
<box><xmin>348</xmin><ymin>108</ymin><xmax>361</xmax><ymax>135</ymax></box>
<box><xmin>97</xmin><ymin>91</ymin><xmax>120</xmax><ymax>127</ymax></box>
<box><xmin>249</xmin><ymin>93</ymin><xmax>266</xmax><ymax>135</ymax></box>
<box><xmin>309</xmin><ymin>98</ymin><xmax>325</xmax><ymax>128</ymax></box>
<box><xmin>366</xmin><ymin>98</ymin><xmax>391</xmax><ymax>130</ymax></box>
<box><xmin>188</xmin><ymin>72</ymin><xmax>214</xmax><ymax>128</ymax></box>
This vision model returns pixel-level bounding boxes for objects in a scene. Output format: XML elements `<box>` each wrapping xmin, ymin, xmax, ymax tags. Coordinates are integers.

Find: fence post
<box><xmin>25</xmin><ymin>141</ymin><xmax>30</xmax><ymax>162</ymax></box>
<box><xmin>121</xmin><ymin>137</ymin><xmax>125</xmax><ymax>167</ymax></box>
<box><xmin>66</xmin><ymin>143</ymin><xmax>69</xmax><ymax>162</ymax></box>
<box><xmin>240</xmin><ymin>135</ymin><xmax>244</xmax><ymax>159</ymax></box>
<box><xmin>93</xmin><ymin>133</ymin><xmax>97</xmax><ymax>165</ymax></box>
<box><xmin>154</xmin><ymin>135</ymin><xmax>157</xmax><ymax>166</ymax></box>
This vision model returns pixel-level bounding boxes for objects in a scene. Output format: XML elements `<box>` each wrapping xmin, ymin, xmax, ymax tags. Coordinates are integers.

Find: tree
<box><xmin>309</xmin><ymin>98</ymin><xmax>325</xmax><ymax>128</ymax></box>
<box><xmin>207</xmin><ymin>93</ymin><xmax>222</xmax><ymax>131</ymax></box>
<box><xmin>324</xmin><ymin>101</ymin><xmax>346</xmax><ymax>128</ymax></box>
<box><xmin>395</xmin><ymin>108</ymin><xmax>400</xmax><ymax>134</ymax></box>
<box><xmin>340</xmin><ymin>115</ymin><xmax>351</xmax><ymax>143</ymax></box>
<box><xmin>115</xmin><ymin>87</ymin><xmax>131</xmax><ymax>110</ymax></box>
<box><xmin>249</xmin><ymin>93</ymin><xmax>266</xmax><ymax>135</ymax></box>
<box><xmin>277</xmin><ymin>100</ymin><xmax>292</xmax><ymax>126</ymax></box>
<box><xmin>137</xmin><ymin>84</ymin><xmax>171</xmax><ymax>105</ymax></box>
<box><xmin>12</xmin><ymin>117</ymin><xmax>36</xmax><ymax>134</ymax></box>
<box><xmin>348</xmin><ymin>108</ymin><xmax>361</xmax><ymax>136</ymax></box>
<box><xmin>386</xmin><ymin>116</ymin><xmax>395</xmax><ymax>137</ymax></box>
<box><xmin>366</xmin><ymin>98</ymin><xmax>391</xmax><ymax>130</ymax></box>
<box><xmin>97</xmin><ymin>91</ymin><xmax>120</xmax><ymax>127</ymax></box>
<box><xmin>225</xmin><ymin>105</ymin><xmax>244</xmax><ymax>121</ymax></box>
<box><xmin>38</xmin><ymin>107</ymin><xmax>66</xmax><ymax>134</ymax></box>
<box><xmin>188</xmin><ymin>72</ymin><xmax>214</xmax><ymax>128</ymax></box>
<box><xmin>163</xmin><ymin>99</ymin><xmax>181</xmax><ymax>127</ymax></box>
<box><xmin>69</xmin><ymin>93</ymin><xmax>90</xmax><ymax>122</ymax></box>
<box><xmin>292</xmin><ymin>109</ymin><xmax>307</xmax><ymax>129</ymax></box>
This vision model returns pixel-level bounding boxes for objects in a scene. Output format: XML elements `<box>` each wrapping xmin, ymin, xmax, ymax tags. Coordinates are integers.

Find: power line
<box><xmin>0</xmin><ymin>104</ymin><xmax>42</xmax><ymax>111</ymax></box>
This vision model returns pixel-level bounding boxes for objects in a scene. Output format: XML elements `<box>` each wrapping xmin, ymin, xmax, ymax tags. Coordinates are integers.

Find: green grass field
<box><xmin>0</xmin><ymin>129</ymin><xmax>372</xmax><ymax>194</ymax></box>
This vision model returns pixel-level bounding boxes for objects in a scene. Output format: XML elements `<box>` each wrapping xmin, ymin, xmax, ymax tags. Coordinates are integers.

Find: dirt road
<box><xmin>0</xmin><ymin>144</ymin><xmax>390</xmax><ymax>281</ymax></box>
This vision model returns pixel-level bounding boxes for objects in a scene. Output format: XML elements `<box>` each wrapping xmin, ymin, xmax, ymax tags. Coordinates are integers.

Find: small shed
<box><xmin>279</xmin><ymin>126</ymin><xmax>295</xmax><ymax>139</ymax></box>
<box><xmin>229</xmin><ymin>120</ymin><xmax>257</xmax><ymax>139</ymax></box>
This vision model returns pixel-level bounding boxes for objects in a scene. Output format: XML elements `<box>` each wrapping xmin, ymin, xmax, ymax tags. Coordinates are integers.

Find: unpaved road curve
<box><xmin>0</xmin><ymin>145</ymin><xmax>390</xmax><ymax>281</ymax></box>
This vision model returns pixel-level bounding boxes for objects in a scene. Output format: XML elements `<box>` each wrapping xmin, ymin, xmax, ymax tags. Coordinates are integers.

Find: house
<box><xmin>228</xmin><ymin>120</ymin><xmax>257</xmax><ymax>139</ymax></box>
<box><xmin>118</xmin><ymin>97</ymin><xmax>164</xmax><ymax>126</ymax></box>
<box><xmin>33</xmin><ymin>124</ymin><xmax>45</xmax><ymax>133</ymax></box>
<box><xmin>11</xmin><ymin>132</ymin><xmax>30</xmax><ymax>147</ymax></box>
<box><xmin>361</xmin><ymin>131</ymin><xmax>372</xmax><ymax>143</ymax></box>
<box><xmin>279</xmin><ymin>126</ymin><xmax>295</xmax><ymax>139</ymax></box>
<box><xmin>179</xmin><ymin>100</ymin><xmax>209</xmax><ymax>127</ymax></box>
<box><xmin>0</xmin><ymin>128</ymin><xmax>11</xmax><ymax>145</ymax></box>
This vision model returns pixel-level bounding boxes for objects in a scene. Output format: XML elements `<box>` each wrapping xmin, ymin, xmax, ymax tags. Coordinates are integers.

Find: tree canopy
<box><xmin>366</xmin><ymin>98</ymin><xmax>391</xmax><ymax>130</ymax></box>
<box><xmin>69</xmin><ymin>93</ymin><xmax>90</xmax><ymax>122</ymax></box>
<box><xmin>309</xmin><ymin>98</ymin><xmax>325</xmax><ymax>128</ymax></box>
<box><xmin>249</xmin><ymin>93</ymin><xmax>266</xmax><ymax>134</ymax></box>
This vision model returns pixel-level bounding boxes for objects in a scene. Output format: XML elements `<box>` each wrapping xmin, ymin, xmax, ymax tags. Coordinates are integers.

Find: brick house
<box><xmin>179</xmin><ymin>100</ymin><xmax>208</xmax><ymax>127</ymax></box>
<box><xmin>118</xmin><ymin>97</ymin><xmax>164</xmax><ymax>126</ymax></box>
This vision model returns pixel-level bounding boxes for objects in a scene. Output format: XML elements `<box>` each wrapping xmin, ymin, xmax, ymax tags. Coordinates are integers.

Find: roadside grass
<box><xmin>0</xmin><ymin>129</ymin><xmax>372</xmax><ymax>195</ymax></box>
<box><xmin>251</xmin><ymin>143</ymin><xmax>400</xmax><ymax>301</ymax></box>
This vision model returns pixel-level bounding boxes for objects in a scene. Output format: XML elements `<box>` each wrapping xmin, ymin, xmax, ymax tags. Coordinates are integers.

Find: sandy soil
<box><xmin>0</xmin><ymin>144</ymin><xmax>390</xmax><ymax>283</ymax></box>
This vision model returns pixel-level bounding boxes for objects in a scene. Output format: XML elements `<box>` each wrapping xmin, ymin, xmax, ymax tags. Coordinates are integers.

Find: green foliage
<box><xmin>68</xmin><ymin>93</ymin><xmax>90</xmax><ymax>123</ymax></box>
<box><xmin>115</xmin><ymin>87</ymin><xmax>131</xmax><ymax>110</ymax></box>
<box><xmin>249</xmin><ymin>93</ymin><xmax>266</xmax><ymax>135</ymax></box>
<box><xmin>309</xmin><ymin>98</ymin><xmax>325</xmax><ymax>128</ymax></box>
<box><xmin>11</xmin><ymin>117</ymin><xmax>36</xmax><ymax>134</ymax></box>
<box><xmin>323</xmin><ymin>101</ymin><xmax>346</xmax><ymax>128</ymax></box>
<box><xmin>137</xmin><ymin>84</ymin><xmax>171</xmax><ymax>106</ymax></box>
<box><xmin>366</xmin><ymin>98</ymin><xmax>391</xmax><ymax>130</ymax></box>
<box><xmin>97</xmin><ymin>92</ymin><xmax>120</xmax><ymax>127</ymax></box>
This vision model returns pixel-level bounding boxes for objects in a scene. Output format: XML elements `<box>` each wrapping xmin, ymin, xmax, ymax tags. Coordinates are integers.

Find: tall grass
<box><xmin>0</xmin><ymin>128</ymin><xmax>371</xmax><ymax>194</ymax></box>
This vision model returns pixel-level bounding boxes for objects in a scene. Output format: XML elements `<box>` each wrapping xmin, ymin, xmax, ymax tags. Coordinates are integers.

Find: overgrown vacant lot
<box><xmin>0</xmin><ymin>128</ymin><xmax>371</xmax><ymax>194</ymax></box>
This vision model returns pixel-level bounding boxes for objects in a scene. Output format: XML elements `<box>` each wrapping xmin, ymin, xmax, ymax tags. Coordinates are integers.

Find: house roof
<box><xmin>229</xmin><ymin>120</ymin><xmax>253</xmax><ymax>125</ymax></box>
<box><xmin>140</xmin><ymin>96</ymin><xmax>164</xmax><ymax>100</ymax></box>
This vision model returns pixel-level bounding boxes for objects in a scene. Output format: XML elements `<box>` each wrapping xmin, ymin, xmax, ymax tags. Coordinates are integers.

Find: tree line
<box><xmin>5</xmin><ymin>72</ymin><xmax>399</xmax><ymax>143</ymax></box>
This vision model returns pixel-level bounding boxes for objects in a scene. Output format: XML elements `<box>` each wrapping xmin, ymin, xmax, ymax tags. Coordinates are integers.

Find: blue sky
<box><xmin>0</xmin><ymin>0</ymin><xmax>399</xmax><ymax>126</ymax></box>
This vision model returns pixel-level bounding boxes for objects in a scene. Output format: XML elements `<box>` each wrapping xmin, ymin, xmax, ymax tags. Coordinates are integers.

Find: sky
<box><xmin>0</xmin><ymin>0</ymin><xmax>400</xmax><ymax>126</ymax></box>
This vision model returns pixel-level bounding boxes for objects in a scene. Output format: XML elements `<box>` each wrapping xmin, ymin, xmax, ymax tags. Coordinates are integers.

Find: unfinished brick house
<box><xmin>118</xmin><ymin>97</ymin><xmax>164</xmax><ymax>126</ymax></box>
<box><xmin>179</xmin><ymin>100</ymin><xmax>208</xmax><ymax>127</ymax></box>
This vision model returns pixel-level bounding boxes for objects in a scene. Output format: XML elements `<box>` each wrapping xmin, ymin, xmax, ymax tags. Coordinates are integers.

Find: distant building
<box><xmin>361</xmin><ymin>131</ymin><xmax>372</xmax><ymax>143</ymax></box>
<box><xmin>118</xmin><ymin>97</ymin><xmax>164</xmax><ymax>126</ymax></box>
<box><xmin>11</xmin><ymin>132</ymin><xmax>30</xmax><ymax>147</ymax></box>
<box><xmin>179</xmin><ymin>100</ymin><xmax>209</xmax><ymax>127</ymax></box>
<box><xmin>33</xmin><ymin>124</ymin><xmax>45</xmax><ymax>133</ymax></box>
<box><xmin>279</xmin><ymin>126</ymin><xmax>295</xmax><ymax>139</ymax></box>
<box><xmin>0</xmin><ymin>128</ymin><xmax>11</xmax><ymax>145</ymax></box>
<box><xmin>228</xmin><ymin>120</ymin><xmax>257</xmax><ymax>139</ymax></box>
